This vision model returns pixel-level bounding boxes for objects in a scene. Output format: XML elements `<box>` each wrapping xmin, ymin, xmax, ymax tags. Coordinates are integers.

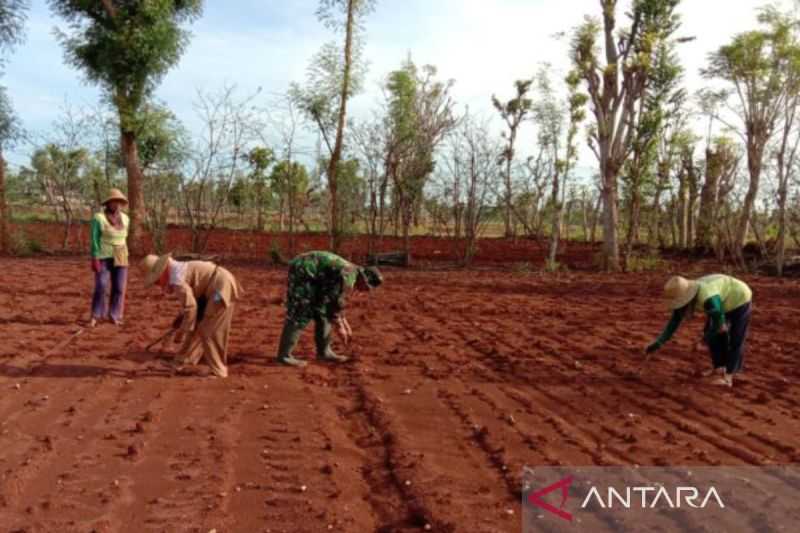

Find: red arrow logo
<box><xmin>527</xmin><ymin>476</ymin><xmax>573</xmax><ymax>522</ymax></box>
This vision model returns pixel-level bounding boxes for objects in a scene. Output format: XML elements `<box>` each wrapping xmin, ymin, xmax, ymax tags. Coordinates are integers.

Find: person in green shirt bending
<box><xmin>646</xmin><ymin>274</ymin><xmax>753</xmax><ymax>388</ymax></box>
<box><xmin>276</xmin><ymin>251</ymin><xmax>383</xmax><ymax>367</ymax></box>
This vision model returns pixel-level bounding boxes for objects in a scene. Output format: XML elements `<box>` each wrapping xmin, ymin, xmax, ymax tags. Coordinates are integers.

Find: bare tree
<box><xmin>27</xmin><ymin>104</ymin><xmax>100</xmax><ymax>248</ymax></box>
<box><xmin>492</xmin><ymin>79</ymin><xmax>533</xmax><ymax>238</ymax></box>
<box><xmin>180</xmin><ymin>86</ymin><xmax>259</xmax><ymax>253</ymax></box>
<box><xmin>443</xmin><ymin>112</ymin><xmax>501</xmax><ymax>265</ymax></box>
<box><xmin>350</xmin><ymin>114</ymin><xmax>388</xmax><ymax>255</ymax></box>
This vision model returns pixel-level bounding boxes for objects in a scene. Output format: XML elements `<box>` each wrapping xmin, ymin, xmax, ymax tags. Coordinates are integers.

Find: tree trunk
<box><xmin>326</xmin><ymin>0</ymin><xmax>357</xmax><ymax>253</ymax></box>
<box><xmin>735</xmin><ymin>139</ymin><xmax>765</xmax><ymax>260</ymax></box>
<box><xmin>590</xmin><ymin>193</ymin><xmax>601</xmax><ymax>244</ymax></box>
<box><xmin>600</xmin><ymin>165</ymin><xmax>620</xmax><ymax>271</ymax></box>
<box><xmin>504</xmin><ymin>147</ymin><xmax>513</xmax><ymax>238</ymax></box>
<box><xmin>0</xmin><ymin>150</ymin><xmax>7</xmax><ymax>254</ymax></box>
<box><xmin>581</xmin><ymin>193</ymin><xmax>590</xmax><ymax>242</ymax></box>
<box><xmin>121</xmin><ymin>130</ymin><xmax>146</xmax><ymax>255</ymax></box>
<box><xmin>687</xmin><ymin>160</ymin><xmax>699</xmax><ymax>249</ymax></box>
<box><xmin>778</xmin><ymin>195</ymin><xmax>797</xmax><ymax>279</ymax></box>
<box><xmin>651</xmin><ymin>161</ymin><xmax>669</xmax><ymax>248</ymax></box>
<box><xmin>547</xmin><ymin>171</ymin><xmax>563</xmax><ymax>269</ymax></box>
<box><xmin>677</xmin><ymin>168</ymin><xmax>688</xmax><ymax>249</ymax></box>
<box><xmin>696</xmin><ymin>147</ymin><xmax>722</xmax><ymax>251</ymax></box>
<box><xmin>623</xmin><ymin>186</ymin><xmax>642</xmax><ymax>270</ymax></box>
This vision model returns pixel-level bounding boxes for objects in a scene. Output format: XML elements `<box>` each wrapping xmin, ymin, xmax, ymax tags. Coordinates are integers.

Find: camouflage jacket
<box><xmin>285</xmin><ymin>251</ymin><xmax>359</xmax><ymax>327</ymax></box>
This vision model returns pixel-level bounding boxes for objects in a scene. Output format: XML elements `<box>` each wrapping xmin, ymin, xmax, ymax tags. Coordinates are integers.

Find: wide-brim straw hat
<box><xmin>140</xmin><ymin>253</ymin><xmax>171</xmax><ymax>287</ymax></box>
<box><xmin>102</xmin><ymin>188</ymin><xmax>128</xmax><ymax>206</ymax></box>
<box><xmin>664</xmin><ymin>275</ymin><xmax>700</xmax><ymax>310</ymax></box>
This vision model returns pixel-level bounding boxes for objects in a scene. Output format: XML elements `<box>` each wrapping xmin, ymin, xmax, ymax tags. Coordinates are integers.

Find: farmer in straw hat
<box><xmin>140</xmin><ymin>254</ymin><xmax>243</xmax><ymax>378</ymax></box>
<box><xmin>89</xmin><ymin>188</ymin><xmax>130</xmax><ymax>327</ymax></box>
<box><xmin>276</xmin><ymin>251</ymin><xmax>383</xmax><ymax>367</ymax></box>
<box><xmin>645</xmin><ymin>274</ymin><xmax>753</xmax><ymax>387</ymax></box>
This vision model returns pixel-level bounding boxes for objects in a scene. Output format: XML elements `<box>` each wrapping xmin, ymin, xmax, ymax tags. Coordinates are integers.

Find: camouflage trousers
<box><xmin>276</xmin><ymin>316</ymin><xmax>337</xmax><ymax>360</ymax></box>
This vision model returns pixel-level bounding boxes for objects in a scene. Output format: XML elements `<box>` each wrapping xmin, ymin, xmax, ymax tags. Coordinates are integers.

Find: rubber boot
<box><xmin>276</xmin><ymin>319</ymin><xmax>308</xmax><ymax>367</ymax></box>
<box><xmin>315</xmin><ymin>317</ymin><xmax>348</xmax><ymax>363</ymax></box>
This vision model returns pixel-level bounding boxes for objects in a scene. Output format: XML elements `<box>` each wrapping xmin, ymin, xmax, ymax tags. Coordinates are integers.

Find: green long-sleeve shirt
<box><xmin>90</xmin><ymin>211</ymin><xmax>129</xmax><ymax>259</ymax></box>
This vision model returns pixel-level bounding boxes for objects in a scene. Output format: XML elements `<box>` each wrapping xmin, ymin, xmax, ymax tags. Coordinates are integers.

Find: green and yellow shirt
<box><xmin>90</xmin><ymin>211</ymin><xmax>129</xmax><ymax>260</ymax></box>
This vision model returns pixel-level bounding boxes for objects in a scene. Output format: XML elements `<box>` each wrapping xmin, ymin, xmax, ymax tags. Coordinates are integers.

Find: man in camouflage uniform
<box><xmin>277</xmin><ymin>251</ymin><xmax>383</xmax><ymax>367</ymax></box>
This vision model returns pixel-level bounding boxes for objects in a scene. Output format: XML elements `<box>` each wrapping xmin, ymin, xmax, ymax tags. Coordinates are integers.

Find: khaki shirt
<box><xmin>172</xmin><ymin>261</ymin><xmax>243</xmax><ymax>337</ymax></box>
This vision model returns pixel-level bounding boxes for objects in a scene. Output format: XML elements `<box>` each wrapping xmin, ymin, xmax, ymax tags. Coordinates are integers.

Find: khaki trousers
<box><xmin>180</xmin><ymin>299</ymin><xmax>234</xmax><ymax>378</ymax></box>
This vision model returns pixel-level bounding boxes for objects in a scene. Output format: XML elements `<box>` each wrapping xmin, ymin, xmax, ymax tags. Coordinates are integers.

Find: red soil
<box><xmin>0</xmin><ymin>257</ymin><xmax>798</xmax><ymax>532</ymax></box>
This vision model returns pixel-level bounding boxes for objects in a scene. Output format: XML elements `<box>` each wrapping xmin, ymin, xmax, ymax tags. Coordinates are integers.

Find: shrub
<box><xmin>626</xmin><ymin>252</ymin><xmax>665</xmax><ymax>272</ymax></box>
<box><xmin>269</xmin><ymin>240</ymin><xmax>286</xmax><ymax>265</ymax></box>
<box><xmin>9</xmin><ymin>230</ymin><xmax>45</xmax><ymax>256</ymax></box>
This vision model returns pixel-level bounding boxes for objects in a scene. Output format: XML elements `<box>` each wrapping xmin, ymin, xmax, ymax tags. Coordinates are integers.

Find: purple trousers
<box><xmin>91</xmin><ymin>258</ymin><xmax>128</xmax><ymax>322</ymax></box>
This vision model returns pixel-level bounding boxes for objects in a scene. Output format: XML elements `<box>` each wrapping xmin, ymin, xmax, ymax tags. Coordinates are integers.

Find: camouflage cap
<box><xmin>359</xmin><ymin>266</ymin><xmax>383</xmax><ymax>289</ymax></box>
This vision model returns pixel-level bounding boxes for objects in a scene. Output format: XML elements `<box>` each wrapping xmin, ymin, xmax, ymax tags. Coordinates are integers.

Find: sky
<box><xmin>2</xmin><ymin>0</ymin><xmax>796</xmax><ymax>174</ymax></box>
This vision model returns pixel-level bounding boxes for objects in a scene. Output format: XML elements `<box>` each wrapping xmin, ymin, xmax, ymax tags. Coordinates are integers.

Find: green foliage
<box><xmin>492</xmin><ymin>78</ymin><xmax>534</xmax><ymax>162</ymax></box>
<box><xmin>0</xmin><ymin>85</ymin><xmax>21</xmax><ymax>148</ymax></box>
<box><xmin>625</xmin><ymin>252</ymin><xmax>666</xmax><ymax>272</ymax></box>
<box><xmin>49</xmin><ymin>0</ymin><xmax>203</xmax><ymax>130</ymax></box>
<box><xmin>387</xmin><ymin>65</ymin><xmax>418</xmax><ymax>144</ymax></box>
<box><xmin>0</xmin><ymin>0</ymin><xmax>28</xmax><ymax>58</ymax></box>
<box><xmin>270</xmin><ymin>160</ymin><xmax>309</xmax><ymax>201</ymax></box>
<box><xmin>31</xmin><ymin>144</ymin><xmax>93</xmax><ymax>199</ymax></box>
<box><xmin>136</xmin><ymin>103</ymin><xmax>190</xmax><ymax>170</ymax></box>
<box><xmin>316</xmin><ymin>0</ymin><xmax>376</xmax><ymax>33</ymax></box>
<box><xmin>545</xmin><ymin>259</ymin><xmax>568</xmax><ymax>273</ymax></box>
<box><xmin>248</xmin><ymin>147</ymin><xmax>275</xmax><ymax>174</ymax></box>
<box><xmin>9</xmin><ymin>228</ymin><xmax>44</xmax><ymax>256</ymax></box>
<box><xmin>385</xmin><ymin>58</ymin><xmax>456</xmax><ymax>244</ymax></box>
<box><xmin>291</xmin><ymin>0</ymin><xmax>376</xmax><ymax>141</ymax></box>
<box><xmin>331</xmin><ymin>157</ymin><xmax>363</xmax><ymax>234</ymax></box>
<box><xmin>702</xmin><ymin>5</ymin><xmax>800</xmax><ymax>136</ymax></box>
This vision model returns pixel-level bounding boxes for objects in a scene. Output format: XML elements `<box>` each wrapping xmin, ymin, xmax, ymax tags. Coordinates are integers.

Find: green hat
<box><xmin>359</xmin><ymin>266</ymin><xmax>383</xmax><ymax>289</ymax></box>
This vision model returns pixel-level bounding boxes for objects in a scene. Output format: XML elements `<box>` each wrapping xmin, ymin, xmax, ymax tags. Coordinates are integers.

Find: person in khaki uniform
<box><xmin>140</xmin><ymin>254</ymin><xmax>243</xmax><ymax>378</ymax></box>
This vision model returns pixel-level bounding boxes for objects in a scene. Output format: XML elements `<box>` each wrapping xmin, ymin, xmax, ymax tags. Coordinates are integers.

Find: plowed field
<box><xmin>1</xmin><ymin>258</ymin><xmax>798</xmax><ymax>532</ymax></box>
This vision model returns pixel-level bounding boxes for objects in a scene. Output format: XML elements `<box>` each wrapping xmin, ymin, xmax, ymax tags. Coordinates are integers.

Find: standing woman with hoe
<box><xmin>89</xmin><ymin>188</ymin><xmax>130</xmax><ymax>327</ymax></box>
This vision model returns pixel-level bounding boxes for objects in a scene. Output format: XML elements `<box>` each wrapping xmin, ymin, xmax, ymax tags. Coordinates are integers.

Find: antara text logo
<box><xmin>527</xmin><ymin>476</ymin><xmax>725</xmax><ymax>522</ymax></box>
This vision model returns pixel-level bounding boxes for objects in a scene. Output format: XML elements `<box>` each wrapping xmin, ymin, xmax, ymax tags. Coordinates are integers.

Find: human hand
<box><xmin>91</xmin><ymin>258</ymin><xmax>101</xmax><ymax>273</ymax></box>
<box><xmin>336</xmin><ymin>317</ymin><xmax>351</xmax><ymax>346</ymax></box>
<box><xmin>645</xmin><ymin>342</ymin><xmax>659</xmax><ymax>355</ymax></box>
